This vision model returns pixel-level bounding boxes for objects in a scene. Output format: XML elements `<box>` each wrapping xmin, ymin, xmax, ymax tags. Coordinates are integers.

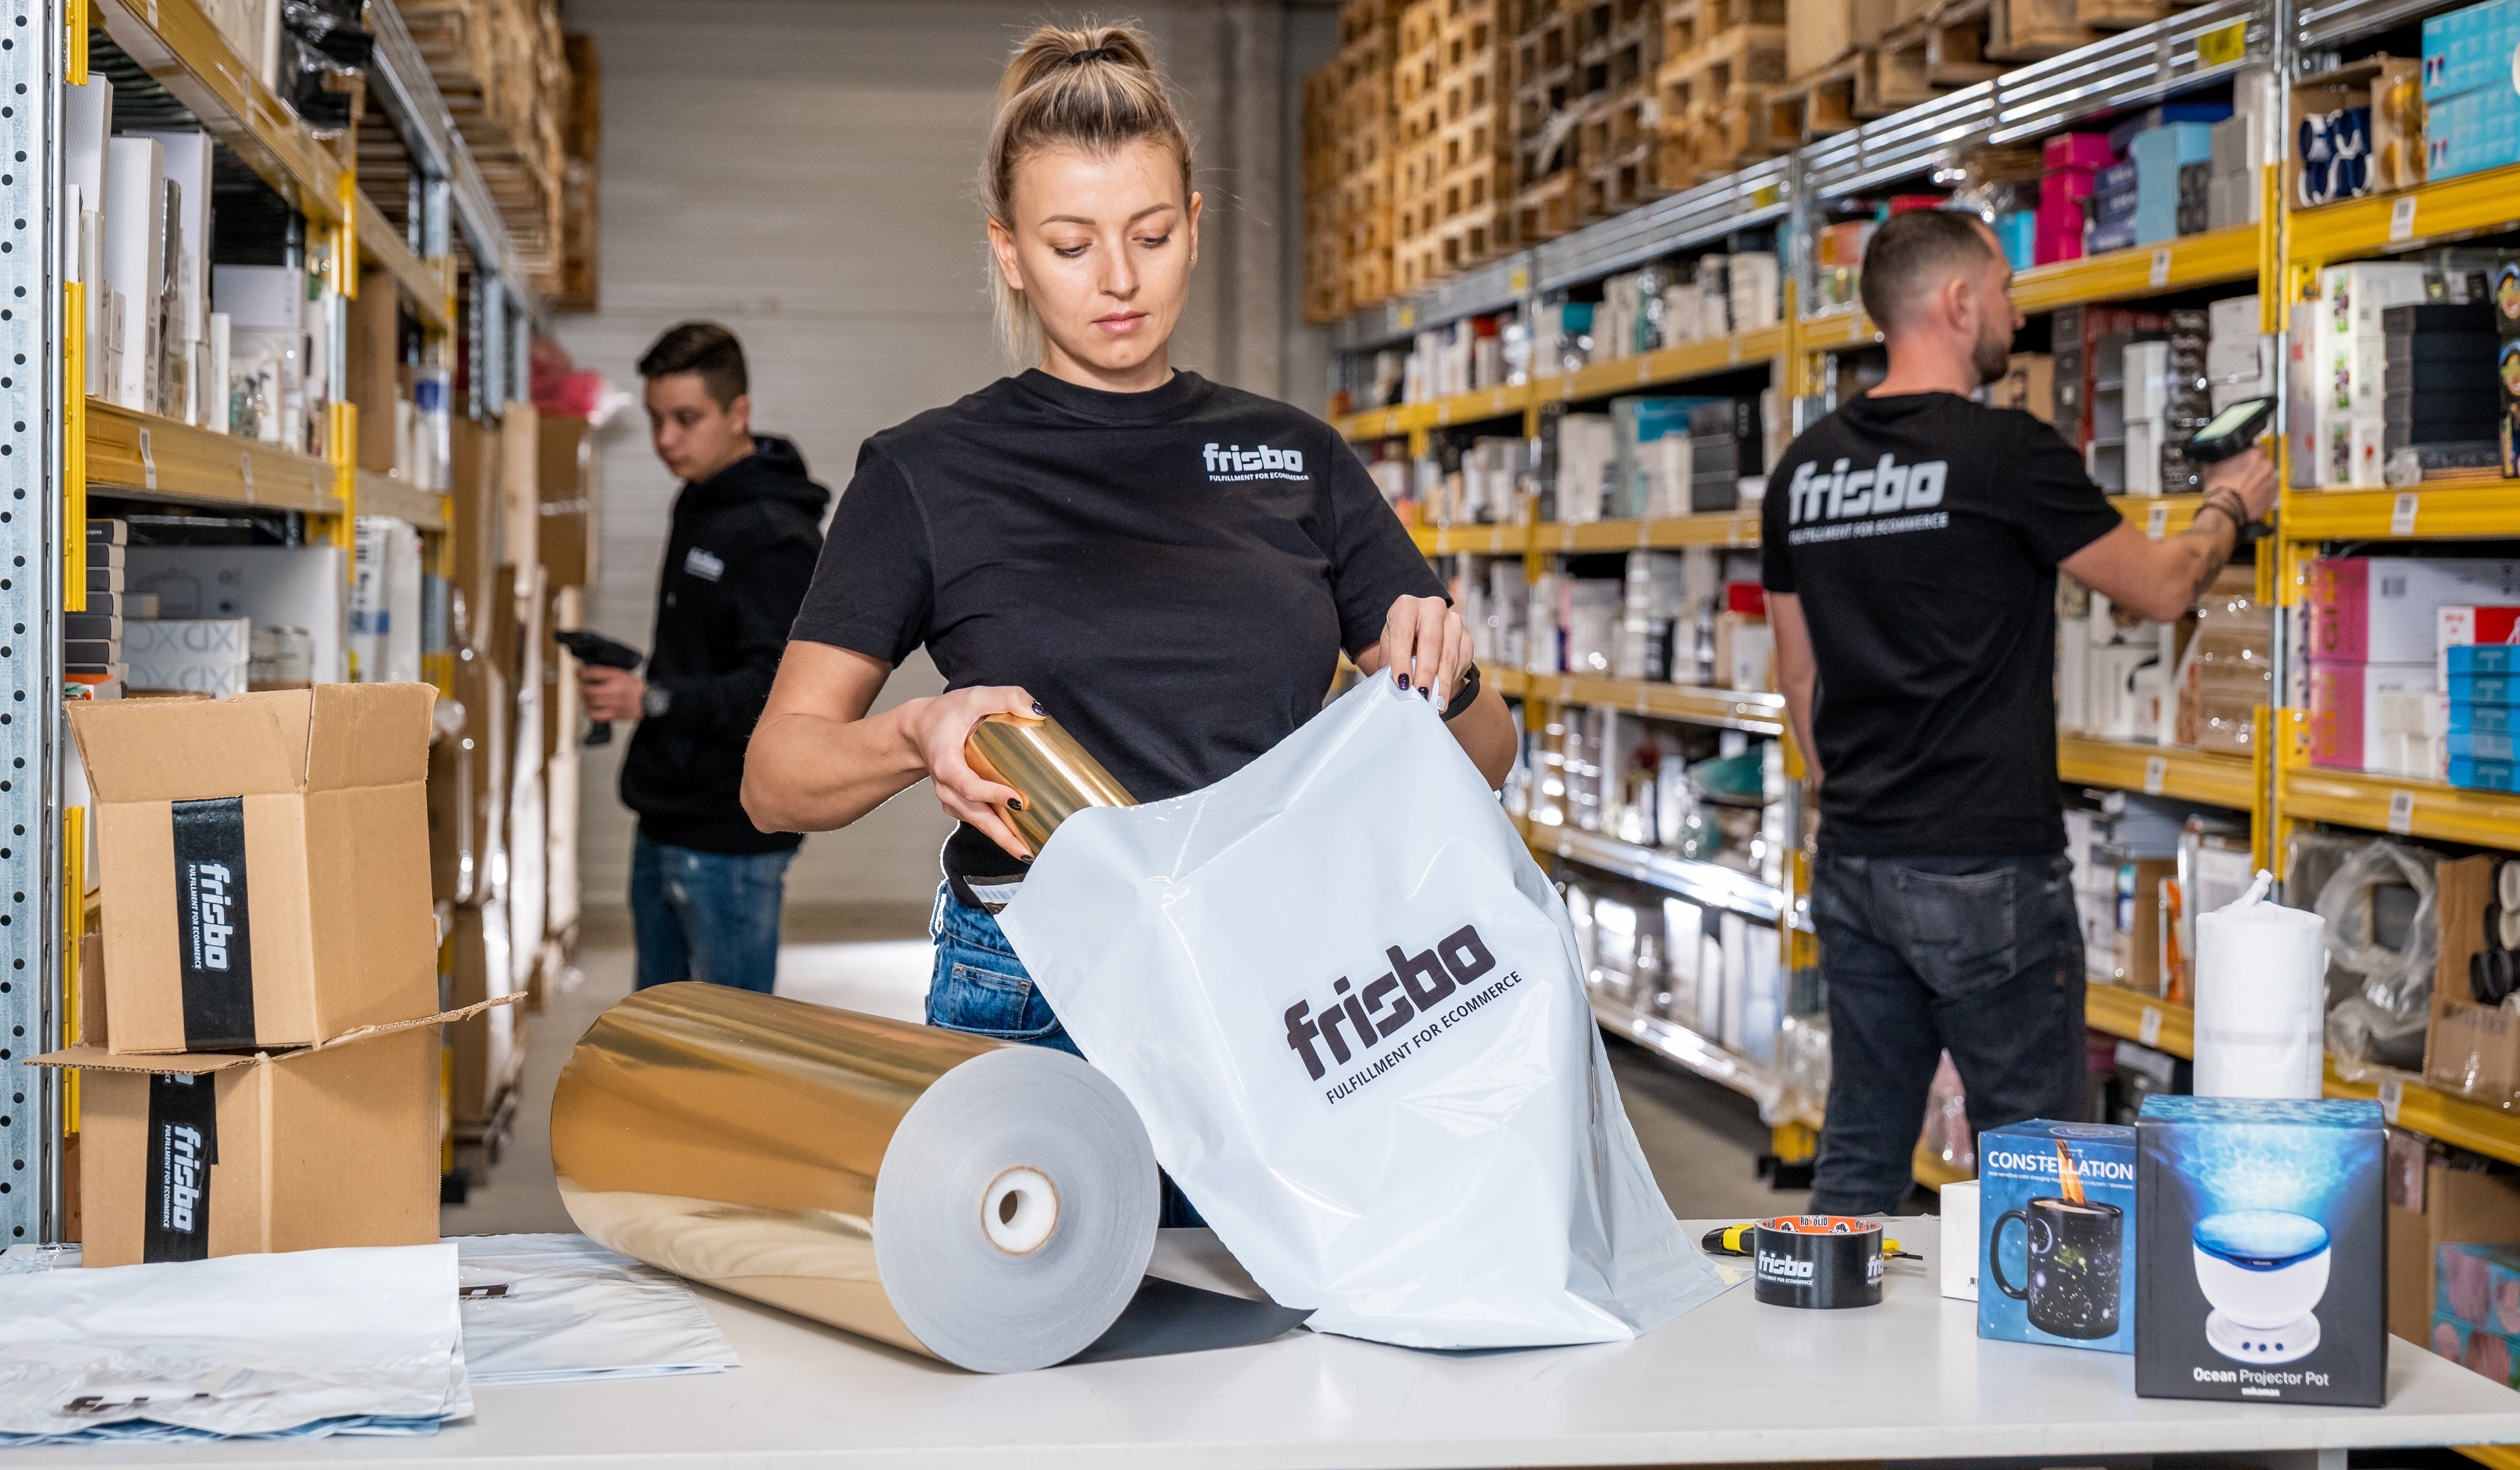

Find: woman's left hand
<box><xmin>1357</xmin><ymin>594</ymin><xmax>1473</xmax><ymax>708</ymax></box>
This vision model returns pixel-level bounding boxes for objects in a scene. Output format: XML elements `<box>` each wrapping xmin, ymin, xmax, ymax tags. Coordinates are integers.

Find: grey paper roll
<box><xmin>549</xmin><ymin>983</ymin><xmax>1159</xmax><ymax>1373</ymax></box>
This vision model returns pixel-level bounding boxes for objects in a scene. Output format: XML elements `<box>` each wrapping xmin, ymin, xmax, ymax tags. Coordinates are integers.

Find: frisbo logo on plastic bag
<box><xmin>1281</xmin><ymin>923</ymin><xmax>1521</xmax><ymax>1105</ymax></box>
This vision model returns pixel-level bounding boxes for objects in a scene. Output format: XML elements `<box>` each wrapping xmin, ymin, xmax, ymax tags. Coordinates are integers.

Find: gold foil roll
<box><xmin>964</xmin><ymin>712</ymin><xmax>1137</xmax><ymax>856</ymax></box>
<box><xmin>549</xmin><ymin>982</ymin><xmax>1159</xmax><ymax>1371</ymax></box>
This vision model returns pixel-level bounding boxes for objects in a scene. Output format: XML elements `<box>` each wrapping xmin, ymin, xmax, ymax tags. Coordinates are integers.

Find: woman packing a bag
<box><xmin>742</xmin><ymin>25</ymin><xmax>1517</xmax><ymax>1070</ymax></box>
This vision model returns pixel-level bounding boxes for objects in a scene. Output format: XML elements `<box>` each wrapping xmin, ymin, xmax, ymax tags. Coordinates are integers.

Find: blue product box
<box><xmin>1979</xmin><ymin>1119</ymin><xmax>2138</xmax><ymax>1353</ymax></box>
<box><xmin>2451</xmin><ymin>756</ymin><xmax>2520</xmax><ymax>790</ymax></box>
<box><xmin>2426</xmin><ymin>84</ymin><xmax>2520</xmax><ymax>182</ymax></box>
<box><xmin>2094</xmin><ymin>187</ymin><xmax>2141</xmax><ymax>223</ymax></box>
<box><xmin>2448</xmin><ymin>730</ymin><xmax>2519</xmax><ymax>761</ymax></box>
<box><xmin>2425</xmin><ymin>0</ymin><xmax>2520</xmax><ymax>100</ymax></box>
<box><xmin>2136</xmin><ymin>1096</ymin><xmax>2386</xmax><ymax>1406</ymax></box>
<box><xmin>2451</xmin><ymin>703</ymin><xmax>2517</xmax><ymax>735</ymax></box>
<box><xmin>2449</xmin><ymin>645</ymin><xmax>2520</xmax><ymax>674</ymax></box>
<box><xmin>2134</xmin><ymin>125</ymin><xmax>2215</xmax><ymax>246</ymax></box>
<box><xmin>2098</xmin><ymin>159</ymin><xmax>2140</xmax><ymax>194</ymax></box>
<box><xmin>1997</xmin><ymin>210</ymin><xmax>2036</xmax><ymax>270</ymax></box>
<box><xmin>2452</xmin><ymin>674</ymin><xmax>2520</xmax><ymax>705</ymax></box>
<box><xmin>2092</xmin><ymin>220</ymin><xmax>2139</xmax><ymax>254</ymax></box>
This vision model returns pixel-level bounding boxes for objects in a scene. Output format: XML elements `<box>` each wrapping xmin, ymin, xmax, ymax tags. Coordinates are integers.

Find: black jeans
<box><xmin>1807</xmin><ymin>853</ymin><xmax>2087</xmax><ymax>1216</ymax></box>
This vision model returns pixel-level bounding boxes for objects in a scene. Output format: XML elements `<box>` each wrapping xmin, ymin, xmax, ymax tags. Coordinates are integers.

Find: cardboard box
<box><xmin>450</xmin><ymin>643</ymin><xmax>510</xmax><ymax>908</ymax></box>
<box><xmin>68</xmin><ymin>685</ymin><xmax>439</xmax><ymax>1054</ymax></box>
<box><xmin>450</xmin><ymin>415</ymin><xmax>503</xmax><ymax>653</ymax></box>
<box><xmin>501</xmin><ymin>402</ymin><xmax>540</xmax><ymax>577</ymax></box>
<box><xmin>2424</xmin><ymin>855</ymin><xmax>2520</xmax><ymax>1106</ymax></box>
<box><xmin>346</xmin><ymin>276</ymin><xmax>399</xmax><ymax>475</ymax></box>
<box><xmin>428</xmin><ymin>711</ymin><xmax>476</xmax><ymax>907</ymax></box>
<box><xmin>29</xmin><ymin>997</ymin><xmax>510</xmax><ymax>1267</ymax></box>
<box><xmin>537</xmin><ymin>415</ymin><xmax>595</xmax><ymax>589</ymax></box>
<box><xmin>2136</xmin><ymin>1095</ymin><xmax>2387</xmax><ymax>1406</ymax></box>
<box><xmin>2394</xmin><ymin>1156</ymin><xmax>2520</xmax><ymax>1343</ymax></box>
<box><xmin>448</xmin><ymin>900</ymin><xmax>521</xmax><ymax>1124</ymax></box>
<box><xmin>1980</xmin><ymin>1120</ymin><xmax>2138</xmax><ymax>1352</ymax></box>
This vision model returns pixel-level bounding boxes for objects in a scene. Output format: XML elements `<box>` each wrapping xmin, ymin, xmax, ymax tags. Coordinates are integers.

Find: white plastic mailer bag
<box><xmin>999</xmin><ymin>672</ymin><xmax>1729</xmax><ymax>1348</ymax></box>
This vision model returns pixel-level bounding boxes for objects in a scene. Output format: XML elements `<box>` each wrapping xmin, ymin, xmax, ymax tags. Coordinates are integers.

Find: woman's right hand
<box><xmin>907</xmin><ymin>684</ymin><xmax>1045</xmax><ymax>860</ymax></box>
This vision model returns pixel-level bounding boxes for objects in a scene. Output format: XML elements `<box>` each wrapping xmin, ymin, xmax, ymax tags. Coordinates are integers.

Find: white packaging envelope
<box><xmin>1000</xmin><ymin>673</ymin><xmax>1728</xmax><ymax>1348</ymax></box>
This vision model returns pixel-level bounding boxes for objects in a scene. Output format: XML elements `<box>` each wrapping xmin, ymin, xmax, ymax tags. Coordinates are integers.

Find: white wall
<box><xmin>557</xmin><ymin>0</ymin><xmax>1323</xmax><ymax>912</ymax></box>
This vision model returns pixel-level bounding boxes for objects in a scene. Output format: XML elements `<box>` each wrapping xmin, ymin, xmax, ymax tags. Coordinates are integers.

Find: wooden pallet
<box><xmin>1875</xmin><ymin>8</ymin><xmax>2005</xmax><ymax>99</ymax></box>
<box><xmin>1438</xmin><ymin>202</ymin><xmax>1515</xmax><ymax>273</ymax></box>
<box><xmin>2076</xmin><ymin>0</ymin><xmax>2172</xmax><ymax>26</ymax></box>
<box><xmin>1658</xmin><ymin>22</ymin><xmax>1790</xmax><ymax>118</ymax></box>
<box><xmin>1928</xmin><ymin>0</ymin><xmax>2098</xmax><ymax>64</ymax></box>
<box><xmin>1515</xmin><ymin>169</ymin><xmax>1584</xmax><ymax>242</ymax></box>
<box><xmin>1770</xmin><ymin>53</ymin><xmax>1885</xmax><ymax>139</ymax></box>
<box><xmin>1658</xmin><ymin>91</ymin><xmax>1795</xmax><ymax>185</ymax></box>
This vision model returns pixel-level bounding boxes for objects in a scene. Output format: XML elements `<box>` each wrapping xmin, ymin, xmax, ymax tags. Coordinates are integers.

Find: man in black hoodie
<box><xmin>582</xmin><ymin>323</ymin><xmax>830</xmax><ymax>992</ymax></box>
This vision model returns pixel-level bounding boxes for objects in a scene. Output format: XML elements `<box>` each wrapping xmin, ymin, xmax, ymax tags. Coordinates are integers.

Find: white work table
<box><xmin>23</xmin><ymin>1221</ymin><xmax>2520</xmax><ymax>1469</ymax></box>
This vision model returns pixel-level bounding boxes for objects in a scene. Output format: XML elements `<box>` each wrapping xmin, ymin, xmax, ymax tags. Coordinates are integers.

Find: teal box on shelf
<box><xmin>2135</xmin><ymin>1096</ymin><xmax>2386</xmax><ymax>1407</ymax></box>
<box><xmin>2426</xmin><ymin>84</ymin><xmax>2520</xmax><ymax>182</ymax></box>
<box><xmin>2423</xmin><ymin>0</ymin><xmax>2520</xmax><ymax>101</ymax></box>
<box><xmin>1979</xmin><ymin>1119</ymin><xmax>2138</xmax><ymax>1353</ymax></box>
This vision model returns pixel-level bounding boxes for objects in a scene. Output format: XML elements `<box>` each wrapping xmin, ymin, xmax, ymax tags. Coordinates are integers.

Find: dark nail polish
<box><xmin>1008</xmin><ymin>796</ymin><xmax>1025</xmax><ymax>811</ymax></box>
<box><xmin>1396</xmin><ymin>674</ymin><xmax>1410</xmax><ymax>690</ymax></box>
<box><xmin>1032</xmin><ymin>700</ymin><xmax>1045</xmax><ymax>715</ymax></box>
<box><xmin>1422</xmin><ymin>686</ymin><xmax>1434</xmax><ymax>701</ymax></box>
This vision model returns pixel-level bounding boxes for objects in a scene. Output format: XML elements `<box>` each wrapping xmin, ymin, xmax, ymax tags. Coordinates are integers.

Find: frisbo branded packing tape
<box><xmin>550</xmin><ymin>983</ymin><xmax>1163</xmax><ymax>1372</ymax></box>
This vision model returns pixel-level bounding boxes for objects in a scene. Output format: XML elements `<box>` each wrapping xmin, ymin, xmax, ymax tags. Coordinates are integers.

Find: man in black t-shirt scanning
<box><xmin>1761</xmin><ymin>211</ymin><xmax>2275</xmax><ymax>1213</ymax></box>
<box><xmin>580</xmin><ymin>323</ymin><xmax>829</xmax><ymax>993</ymax></box>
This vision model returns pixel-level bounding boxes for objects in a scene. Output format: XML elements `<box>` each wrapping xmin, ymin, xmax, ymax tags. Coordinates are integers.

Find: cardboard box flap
<box><xmin>68</xmin><ymin>691</ymin><xmax>310</xmax><ymax>802</ymax></box>
<box><xmin>26</xmin><ymin>993</ymin><xmax>522</xmax><ymax>1072</ymax></box>
<box><xmin>306</xmin><ymin>683</ymin><xmax>436</xmax><ymax>791</ymax></box>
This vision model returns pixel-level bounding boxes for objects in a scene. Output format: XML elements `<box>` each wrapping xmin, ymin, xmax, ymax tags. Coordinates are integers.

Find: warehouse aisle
<box><xmin>440</xmin><ymin>912</ymin><xmax>1803</xmax><ymax>1239</ymax></box>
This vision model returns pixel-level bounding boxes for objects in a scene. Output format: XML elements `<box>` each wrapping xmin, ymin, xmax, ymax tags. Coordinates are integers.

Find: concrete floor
<box><xmin>439</xmin><ymin>908</ymin><xmax>1809</xmax><ymax>1239</ymax></box>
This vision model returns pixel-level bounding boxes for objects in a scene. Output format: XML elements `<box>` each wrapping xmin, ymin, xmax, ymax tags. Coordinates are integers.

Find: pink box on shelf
<box><xmin>2306</xmin><ymin>659</ymin><xmax>2437</xmax><ymax>771</ymax></box>
<box><xmin>2310</xmin><ymin>558</ymin><xmax>2520</xmax><ymax>664</ymax></box>
<box><xmin>2045</xmin><ymin>132</ymin><xmax>2116</xmax><ymax>171</ymax></box>
<box><xmin>2041</xmin><ymin>169</ymin><xmax>2097</xmax><ymax>208</ymax></box>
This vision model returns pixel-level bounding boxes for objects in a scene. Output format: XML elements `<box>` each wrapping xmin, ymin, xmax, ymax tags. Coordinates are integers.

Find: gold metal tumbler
<box><xmin>963</xmin><ymin>712</ymin><xmax>1136</xmax><ymax>856</ymax></box>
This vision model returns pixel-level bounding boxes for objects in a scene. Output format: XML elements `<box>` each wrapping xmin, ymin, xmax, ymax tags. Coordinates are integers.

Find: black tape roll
<box><xmin>1752</xmin><ymin>1215</ymin><xmax>1884</xmax><ymax>1309</ymax></box>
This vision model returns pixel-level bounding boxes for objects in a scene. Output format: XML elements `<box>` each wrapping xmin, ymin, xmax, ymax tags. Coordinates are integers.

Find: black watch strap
<box><xmin>1441</xmin><ymin>662</ymin><xmax>1483</xmax><ymax>721</ymax></box>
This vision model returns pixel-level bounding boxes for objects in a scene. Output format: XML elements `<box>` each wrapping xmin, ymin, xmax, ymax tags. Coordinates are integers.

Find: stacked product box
<box><xmin>2053</xmin><ymin>305</ymin><xmax>2171</xmax><ymax>462</ymax></box>
<box><xmin>2308</xmin><ymin>558</ymin><xmax>2520</xmax><ymax>775</ymax></box>
<box><xmin>67</xmin><ymin>519</ymin><xmax>131</xmax><ymax>692</ymax></box>
<box><xmin>2089</xmin><ymin>158</ymin><xmax>2140</xmax><ymax>255</ymax></box>
<box><xmin>2384</xmin><ymin>301</ymin><xmax>2504</xmax><ymax>464</ymax></box>
<box><xmin>2040</xmin><ymin>133</ymin><xmax>2110</xmax><ymax>265</ymax></box>
<box><xmin>1689</xmin><ymin>399</ymin><xmax>1763</xmax><ymax>512</ymax></box>
<box><xmin>2499</xmin><ymin>257</ymin><xmax>2520</xmax><ymax>475</ymax></box>
<box><xmin>2292</xmin><ymin>262</ymin><xmax>2433</xmax><ymax>487</ymax></box>
<box><xmin>2131</xmin><ymin>123</ymin><xmax>2215</xmax><ymax>246</ymax></box>
<box><xmin>2125</xmin><ymin>310</ymin><xmax>2213</xmax><ymax>494</ymax></box>
<box><xmin>2433</xmin><ymin>1241</ymin><xmax>2520</xmax><ymax>1386</ymax></box>
<box><xmin>2423</xmin><ymin>0</ymin><xmax>2520</xmax><ymax>181</ymax></box>
<box><xmin>2205</xmin><ymin>295</ymin><xmax>2276</xmax><ymax>412</ymax></box>
<box><xmin>2444</xmin><ymin>603</ymin><xmax>2520</xmax><ymax>788</ymax></box>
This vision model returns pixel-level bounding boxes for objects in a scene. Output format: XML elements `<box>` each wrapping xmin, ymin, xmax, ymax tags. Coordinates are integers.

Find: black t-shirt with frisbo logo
<box><xmin>1760</xmin><ymin>391</ymin><xmax>2122</xmax><ymax>858</ymax></box>
<box><xmin>792</xmin><ymin>368</ymin><xmax>1444</xmax><ymax>882</ymax></box>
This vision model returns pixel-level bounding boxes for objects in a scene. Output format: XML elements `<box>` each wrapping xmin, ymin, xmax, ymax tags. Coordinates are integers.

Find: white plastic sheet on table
<box><xmin>0</xmin><ymin>1242</ymin><xmax>468</xmax><ymax>1446</ymax></box>
<box><xmin>1000</xmin><ymin>672</ymin><xmax>1732</xmax><ymax>1349</ymax></box>
<box><xmin>455</xmin><ymin>1233</ymin><xmax>739</xmax><ymax>1385</ymax></box>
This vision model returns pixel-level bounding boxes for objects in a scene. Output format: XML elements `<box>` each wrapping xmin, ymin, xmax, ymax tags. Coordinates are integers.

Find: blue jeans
<box><xmin>630</xmin><ymin>833</ymin><xmax>793</xmax><ymax>993</ymax></box>
<box><xmin>927</xmin><ymin>884</ymin><xmax>1205</xmax><ymax>1228</ymax></box>
<box><xmin>1807</xmin><ymin>853</ymin><xmax>2087</xmax><ymax>1216</ymax></box>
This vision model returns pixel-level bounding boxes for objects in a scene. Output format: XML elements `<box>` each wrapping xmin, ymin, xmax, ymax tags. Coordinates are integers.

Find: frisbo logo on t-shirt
<box><xmin>1782</xmin><ymin>454</ymin><xmax>1949</xmax><ymax>524</ymax></box>
<box><xmin>1203</xmin><ymin>442</ymin><xmax>1308</xmax><ymax>481</ymax></box>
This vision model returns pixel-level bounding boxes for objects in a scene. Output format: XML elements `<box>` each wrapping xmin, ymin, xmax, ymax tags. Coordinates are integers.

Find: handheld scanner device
<box><xmin>2179</xmin><ymin>396</ymin><xmax>2276</xmax><ymax>464</ymax></box>
<box><xmin>554</xmin><ymin>629</ymin><xmax>646</xmax><ymax>747</ymax></box>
